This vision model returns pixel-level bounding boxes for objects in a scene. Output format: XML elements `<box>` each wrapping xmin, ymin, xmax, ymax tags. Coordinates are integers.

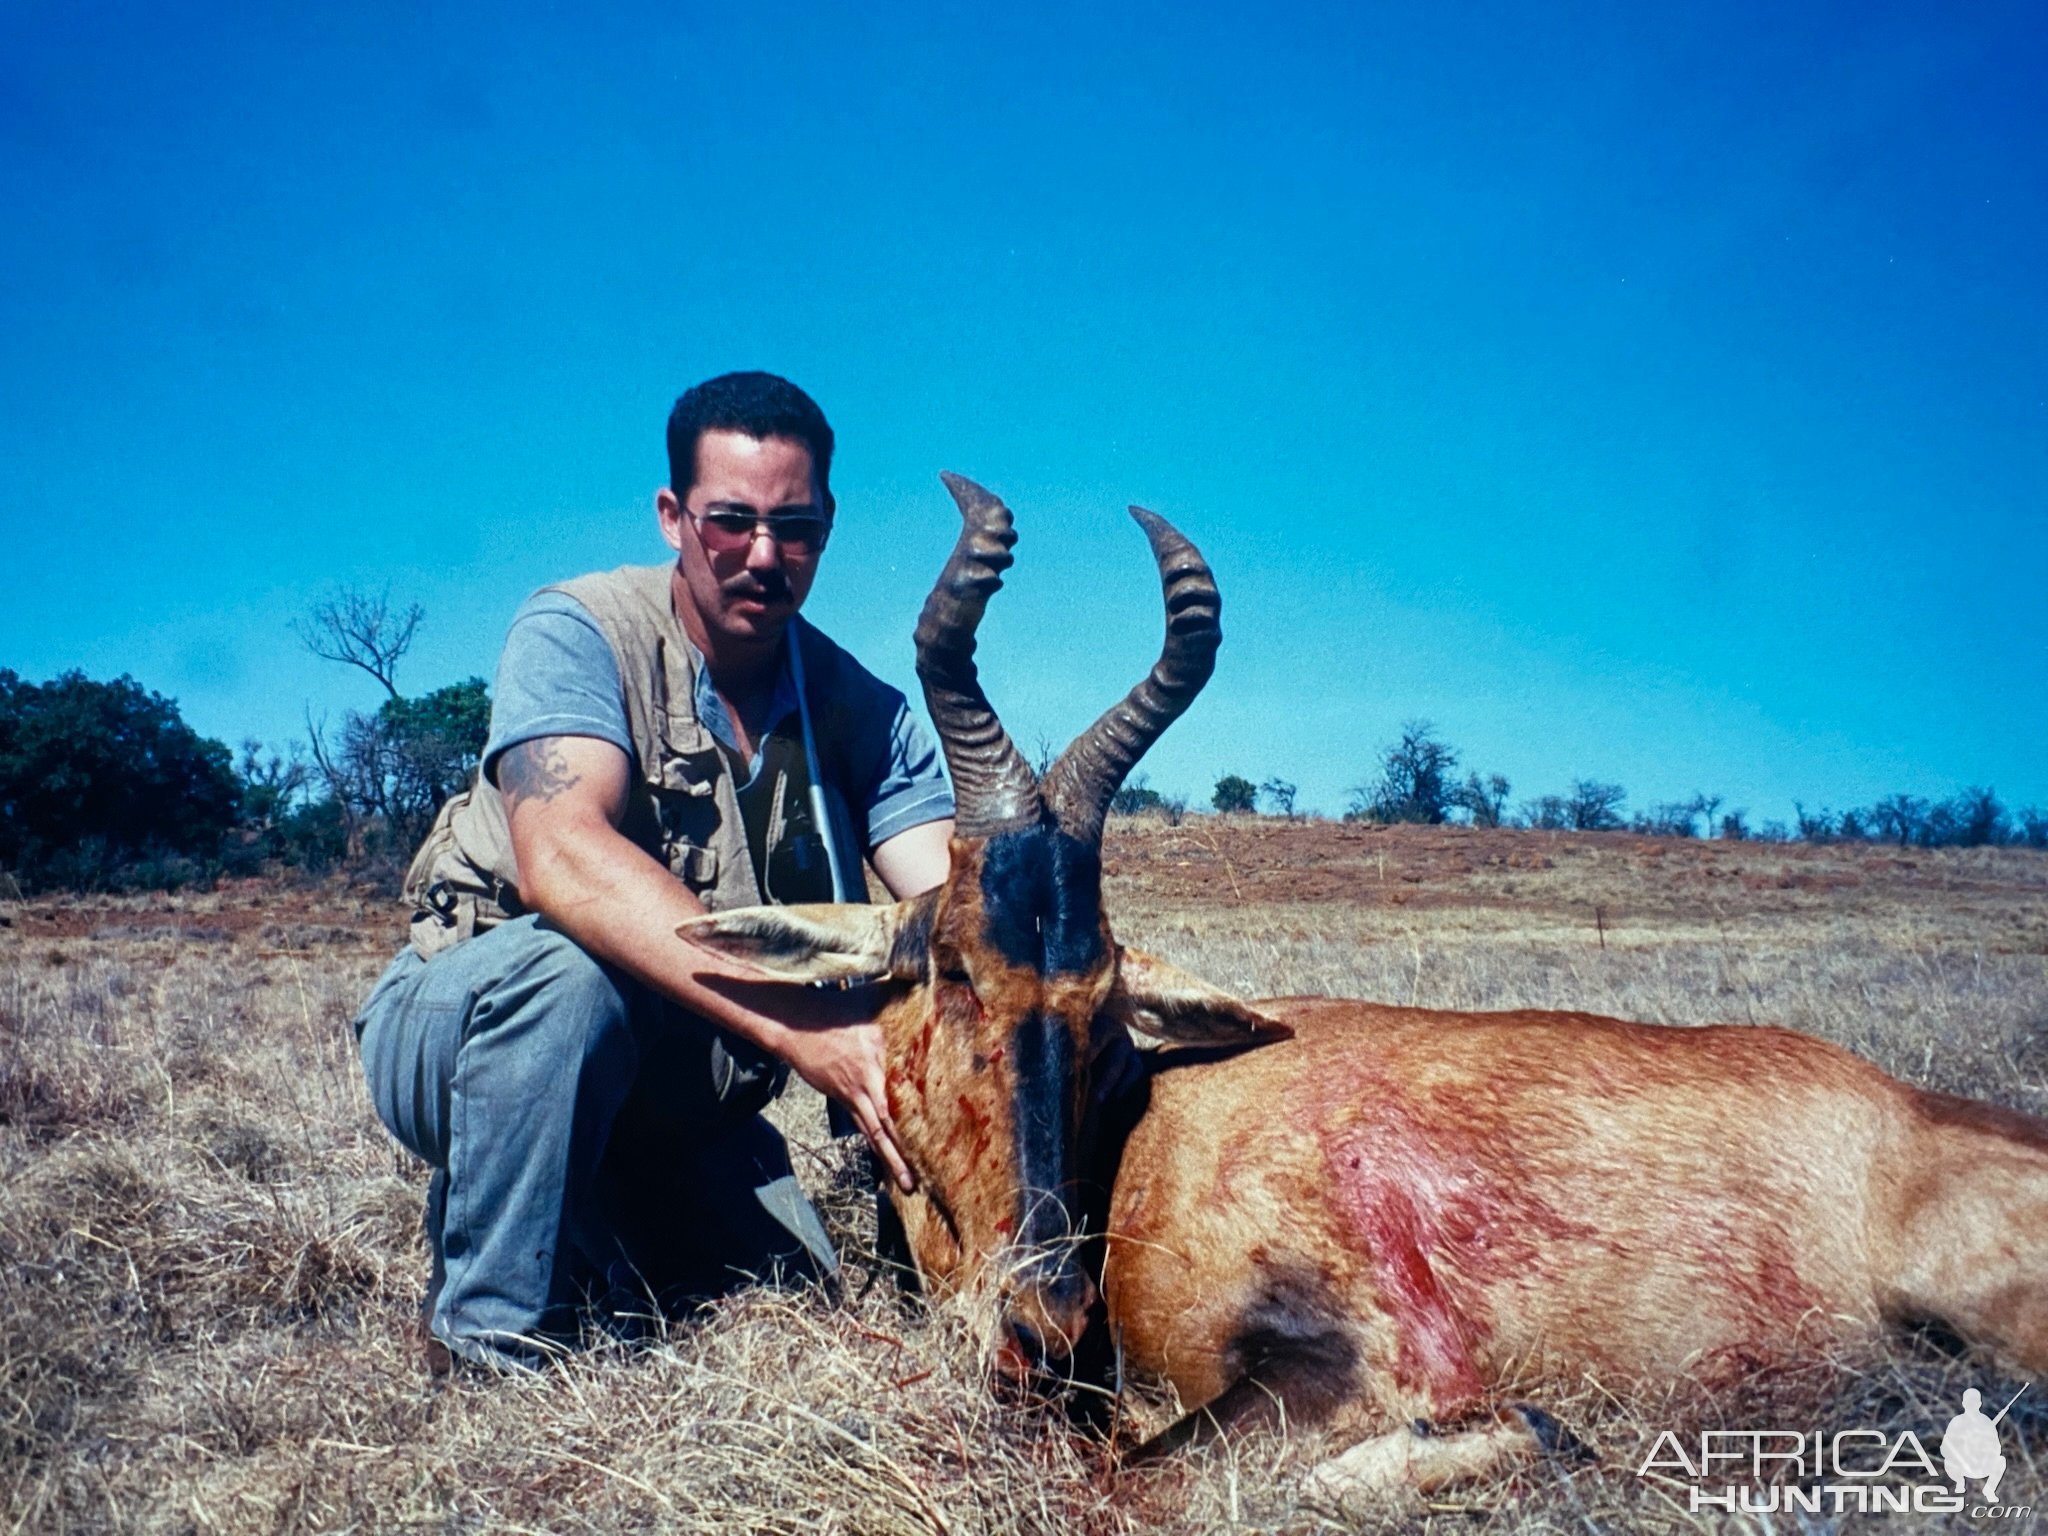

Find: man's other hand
<box><xmin>778</xmin><ymin>998</ymin><xmax>915</xmax><ymax>1194</ymax></box>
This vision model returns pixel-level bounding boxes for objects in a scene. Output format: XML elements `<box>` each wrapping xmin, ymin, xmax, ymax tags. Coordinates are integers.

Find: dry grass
<box><xmin>3</xmin><ymin>829</ymin><xmax>2044</xmax><ymax>1534</ymax></box>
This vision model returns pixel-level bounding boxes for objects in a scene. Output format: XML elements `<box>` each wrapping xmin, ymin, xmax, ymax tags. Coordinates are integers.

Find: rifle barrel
<box><xmin>1989</xmin><ymin>1382</ymin><xmax>2029</xmax><ymax>1426</ymax></box>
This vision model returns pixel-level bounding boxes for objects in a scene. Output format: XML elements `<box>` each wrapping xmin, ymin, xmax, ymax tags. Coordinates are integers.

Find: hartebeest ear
<box><xmin>679</xmin><ymin>894</ymin><xmax>933</xmax><ymax>984</ymax></box>
<box><xmin>1105</xmin><ymin>946</ymin><xmax>1294</xmax><ymax>1046</ymax></box>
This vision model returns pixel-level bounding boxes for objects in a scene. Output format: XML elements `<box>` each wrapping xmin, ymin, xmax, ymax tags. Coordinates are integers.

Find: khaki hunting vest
<box><xmin>401</xmin><ymin>564</ymin><xmax>863</xmax><ymax>959</ymax></box>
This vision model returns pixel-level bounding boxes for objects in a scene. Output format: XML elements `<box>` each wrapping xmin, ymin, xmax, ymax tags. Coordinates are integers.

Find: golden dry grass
<box><xmin>3</xmin><ymin>824</ymin><xmax>2043</xmax><ymax>1533</ymax></box>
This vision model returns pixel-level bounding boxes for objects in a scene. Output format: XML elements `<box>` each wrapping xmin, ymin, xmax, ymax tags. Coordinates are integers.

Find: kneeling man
<box><xmin>354</xmin><ymin>372</ymin><xmax>952</xmax><ymax>1370</ymax></box>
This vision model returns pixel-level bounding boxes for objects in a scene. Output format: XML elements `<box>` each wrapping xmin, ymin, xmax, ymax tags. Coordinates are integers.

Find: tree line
<box><xmin>4</xmin><ymin>647</ymin><xmax>2043</xmax><ymax>895</ymax></box>
<box><xmin>1200</xmin><ymin>721</ymin><xmax>2048</xmax><ymax>848</ymax></box>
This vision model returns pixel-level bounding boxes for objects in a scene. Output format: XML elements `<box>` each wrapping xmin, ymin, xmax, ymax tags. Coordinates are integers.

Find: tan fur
<box><xmin>1105</xmin><ymin>1000</ymin><xmax>2048</xmax><ymax>1471</ymax></box>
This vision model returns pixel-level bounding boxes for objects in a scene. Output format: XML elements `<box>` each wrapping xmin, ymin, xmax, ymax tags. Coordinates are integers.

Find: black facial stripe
<box><xmin>979</xmin><ymin>826</ymin><xmax>1106</xmax><ymax>977</ymax></box>
<box><xmin>1010</xmin><ymin>1010</ymin><xmax>1075</xmax><ymax>1253</ymax></box>
<box><xmin>890</xmin><ymin>890</ymin><xmax>937</xmax><ymax>977</ymax></box>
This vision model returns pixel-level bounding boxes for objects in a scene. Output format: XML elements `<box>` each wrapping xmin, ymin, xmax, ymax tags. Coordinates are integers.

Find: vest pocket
<box><xmin>673</xmin><ymin>844</ymin><xmax>719</xmax><ymax>892</ymax></box>
<box><xmin>627</xmin><ymin>1004</ymin><xmax>789</xmax><ymax>1128</ymax></box>
<box><xmin>709</xmin><ymin>1029</ymin><xmax>789</xmax><ymax>1116</ymax></box>
<box><xmin>402</xmin><ymin>788</ymin><xmax>527</xmax><ymax>958</ymax></box>
<box><xmin>401</xmin><ymin>792</ymin><xmax>469</xmax><ymax>911</ymax></box>
<box><xmin>649</xmin><ymin>770</ymin><xmax>738</xmax><ymax>898</ymax></box>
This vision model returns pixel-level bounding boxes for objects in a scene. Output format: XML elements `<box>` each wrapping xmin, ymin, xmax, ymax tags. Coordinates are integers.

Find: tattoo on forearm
<box><xmin>498</xmin><ymin>736</ymin><xmax>582</xmax><ymax>808</ymax></box>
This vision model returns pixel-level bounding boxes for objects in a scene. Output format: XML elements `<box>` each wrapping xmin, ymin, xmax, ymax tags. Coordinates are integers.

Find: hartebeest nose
<box><xmin>997</xmin><ymin>1267</ymin><xmax>1099</xmax><ymax>1380</ymax></box>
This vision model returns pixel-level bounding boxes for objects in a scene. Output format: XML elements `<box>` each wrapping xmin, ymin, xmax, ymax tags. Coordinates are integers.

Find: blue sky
<box><xmin>4</xmin><ymin>2</ymin><xmax>2043</xmax><ymax>823</ymax></box>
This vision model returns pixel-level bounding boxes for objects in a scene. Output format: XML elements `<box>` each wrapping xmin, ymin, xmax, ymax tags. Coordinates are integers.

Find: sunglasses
<box><xmin>689</xmin><ymin>508</ymin><xmax>832</xmax><ymax>556</ymax></box>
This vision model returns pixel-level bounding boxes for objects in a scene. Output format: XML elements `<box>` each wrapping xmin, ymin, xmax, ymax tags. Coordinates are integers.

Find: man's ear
<box><xmin>657</xmin><ymin>487</ymin><xmax>686</xmax><ymax>554</ymax></box>
<box><xmin>1104</xmin><ymin>946</ymin><xmax>1294</xmax><ymax>1046</ymax></box>
<box><xmin>679</xmin><ymin>894</ymin><xmax>931</xmax><ymax>984</ymax></box>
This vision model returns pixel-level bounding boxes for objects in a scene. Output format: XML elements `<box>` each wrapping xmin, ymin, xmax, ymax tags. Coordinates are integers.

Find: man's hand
<box><xmin>773</xmin><ymin>998</ymin><xmax>915</xmax><ymax>1194</ymax></box>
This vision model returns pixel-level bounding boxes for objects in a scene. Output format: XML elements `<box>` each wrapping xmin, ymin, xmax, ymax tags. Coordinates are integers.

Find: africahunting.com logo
<box><xmin>1637</xmin><ymin>1385</ymin><xmax>2031</xmax><ymax>1518</ymax></box>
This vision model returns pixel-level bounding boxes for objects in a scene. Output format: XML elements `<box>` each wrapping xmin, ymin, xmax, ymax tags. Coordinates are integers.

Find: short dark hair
<box><xmin>666</xmin><ymin>371</ymin><xmax>835</xmax><ymax>504</ymax></box>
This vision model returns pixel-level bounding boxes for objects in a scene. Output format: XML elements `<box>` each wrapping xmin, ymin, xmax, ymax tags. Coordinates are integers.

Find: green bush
<box><xmin>0</xmin><ymin>670</ymin><xmax>241</xmax><ymax>890</ymax></box>
<box><xmin>1212</xmin><ymin>774</ymin><xmax>1257</xmax><ymax>814</ymax></box>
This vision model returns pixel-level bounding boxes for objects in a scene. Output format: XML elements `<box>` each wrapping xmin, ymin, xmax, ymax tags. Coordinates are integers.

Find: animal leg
<box><xmin>1306</xmin><ymin>1406</ymin><xmax>1576</xmax><ymax>1507</ymax></box>
<box><xmin>1123</xmin><ymin>1376</ymin><xmax>1287</xmax><ymax>1464</ymax></box>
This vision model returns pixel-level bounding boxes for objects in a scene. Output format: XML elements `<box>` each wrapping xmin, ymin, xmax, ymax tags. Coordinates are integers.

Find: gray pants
<box><xmin>353</xmin><ymin>914</ymin><xmax>836</xmax><ymax>1368</ymax></box>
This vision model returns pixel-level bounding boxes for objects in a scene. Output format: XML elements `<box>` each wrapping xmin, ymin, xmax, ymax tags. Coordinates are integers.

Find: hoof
<box><xmin>1508</xmin><ymin>1402</ymin><xmax>1593</xmax><ymax>1463</ymax></box>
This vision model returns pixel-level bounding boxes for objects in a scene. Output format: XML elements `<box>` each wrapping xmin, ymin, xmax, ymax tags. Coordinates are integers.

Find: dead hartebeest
<box><xmin>683</xmin><ymin>473</ymin><xmax>2048</xmax><ymax>1497</ymax></box>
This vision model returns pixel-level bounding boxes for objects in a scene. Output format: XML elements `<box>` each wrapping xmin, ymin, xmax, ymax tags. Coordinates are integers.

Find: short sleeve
<box><xmin>862</xmin><ymin>705</ymin><xmax>954</xmax><ymax>848</ymax></box>
<box><xmin>482</xmin><ymin>592</ymin><xmax>632</xmax><ymax>783</ymax></box>
<box><xmin>800</xmin><ymin>625</ymin><xmax>954</xmax><ymax>853</ymax></box>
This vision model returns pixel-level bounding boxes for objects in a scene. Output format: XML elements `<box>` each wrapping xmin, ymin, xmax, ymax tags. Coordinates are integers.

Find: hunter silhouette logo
<box><xmin>1943</xmin><ymin>1386</ymin><xmax>2025</xmax><ymax>1502</ymax></box>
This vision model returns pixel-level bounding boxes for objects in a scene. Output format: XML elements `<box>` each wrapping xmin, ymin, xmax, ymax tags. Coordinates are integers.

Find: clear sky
<box><xmin>4</xmin><ymin>2</ymin><xmax>2044</xmax><ymax>823</ymax></box>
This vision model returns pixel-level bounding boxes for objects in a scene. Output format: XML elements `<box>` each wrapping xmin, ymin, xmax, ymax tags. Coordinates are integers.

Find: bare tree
<box><xmin>1352</xmin><ymin>720</ymin><xmax>1460</xmax><ymax>824</ymax></box>
<box><xmin>295</xmin><ymin>588</ymin><xmax>491</xmax><ymax>871</ymax></box>
<box><xmin>1868</xmin><ymin>793</ymin><xmax>1928</xmax><ymax>847</ymax></box>
<box><xmin>302</xmin><ymin>679</ymin><xmax>489</xmax><ymax>865</ymax></box>
<box><xmin>235</xmin><ymin>738</ymin><xmax>310</xmax><ymax>834</ymax></box>
<box><xmin>1951</xmin><ymin>785</ymin><xmax>2008</xmax><ymax>847</ymax></box>
<box><xmin>1563</xmin><ymin>779</ymin><xmax>1627</xmax><ymax>831</ymax></box>
<box><xmin>1639</xmin><ymin>792</ymin><xmax>1724</xmax><ymax>838</ymax></box>
<box><xmin>1454</xmin><ymin>770</ymin><xmax>1512</xmax><ymax>828</ymax></box>
<box><xmin>304</xmin><ymin>708</ymin><xmax>378</xmax><ymax>861</ymax></box>
<box><xmin>294</xmin><ymin>586</ymin><xmax>423</xmax><ymax>699</ymax></box>
<box><xmin>1031</xmin><ymin>731</ymin><xmax>1059</xmax><ymax>780</ymax></box>
<box><xmin>1259</xmin><ymin>777</ymin><xmax>1299</xmax><ymax>820</ymax></box>
<box><xmin>1794</xmin><ymin>803</ymin><xmax>1838</xmax><ymax>843</ymax></box>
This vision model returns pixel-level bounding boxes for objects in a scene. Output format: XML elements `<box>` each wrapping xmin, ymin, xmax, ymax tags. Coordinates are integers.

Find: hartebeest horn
<box><xmin>1042</xmin><ymin>507</ymin><xmax>1221</xmax><ymax>845</ymax></box>
<box><xmin>916</xmin><ymin>473</ymin><xmax>1043</xmax><ymax>837</ymax></box>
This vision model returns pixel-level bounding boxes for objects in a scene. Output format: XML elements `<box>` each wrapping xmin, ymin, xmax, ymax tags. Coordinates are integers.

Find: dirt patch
<box><xmin>1101</xmin><ymin>817</ymin><xmax>2048</xmax><ymax>927</ymax></box>
<box><xmin>10</xmin><ymin>882</ymin><xmax>396</xmax><ymax>947</ymax></box>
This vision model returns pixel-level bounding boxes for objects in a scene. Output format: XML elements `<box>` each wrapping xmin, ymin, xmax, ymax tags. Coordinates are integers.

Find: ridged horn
<box><xmin>1042</xmin><ymin>507</ymin><xmax>1221</xmax><ymax>845</ymax></box>
<box><xmin>915</xmin><ymin>472</ymin><xmax>1043</xmax><ymax>837</ymax></box>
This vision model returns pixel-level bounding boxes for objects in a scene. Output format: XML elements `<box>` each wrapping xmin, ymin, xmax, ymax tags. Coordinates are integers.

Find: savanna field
<box><xmin>4</xmin><ymin>820</ymin><xmax>2043</xmax><ymax>1535</ymax></box>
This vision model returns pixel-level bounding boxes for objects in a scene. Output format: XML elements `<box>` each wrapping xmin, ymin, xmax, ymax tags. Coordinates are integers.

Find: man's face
<box><xmin>658</xmin><ymin>429</ymin><xmax>833</xmax><ymax>653</ymax></box>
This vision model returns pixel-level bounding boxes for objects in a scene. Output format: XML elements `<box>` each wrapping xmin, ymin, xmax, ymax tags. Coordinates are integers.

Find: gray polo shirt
<box><xmin>483</xmin><ymin>590</ymin><xmax>953</xmax><ymax>855</ymax></box>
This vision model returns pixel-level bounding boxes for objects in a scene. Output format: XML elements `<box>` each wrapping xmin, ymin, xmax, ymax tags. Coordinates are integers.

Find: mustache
<box><xmin>723</xmin><ymin>571</ymin><xmax>792</xmax><ymax>604</ymax></box>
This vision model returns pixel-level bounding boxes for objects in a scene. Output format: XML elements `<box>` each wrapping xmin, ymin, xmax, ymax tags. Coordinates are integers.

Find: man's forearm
<box><xmin>515</xmin><ymin>817</ymin><xmax>819</xmax><ymax>1056</ymax></box>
